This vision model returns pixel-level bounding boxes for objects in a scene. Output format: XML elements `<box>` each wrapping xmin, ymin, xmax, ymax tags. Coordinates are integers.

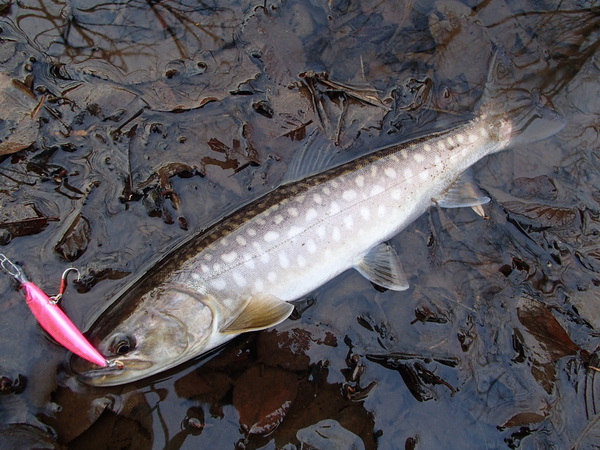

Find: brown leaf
<box><xmin>233</xmin><ymin>366</ymin><xmax>297</xmax><ymax>435</ymax></box>
<box><xmin>504</xmin><ymin>202</ymin><xmax>577</xmax><ymax>229</ymax></box>
<box><xmin>0</xmin><ymin>73</ymin><xmax>40</xmax><ymax>156</ymax></box>
<box><xmin>517</xmin><ymin>297</ymin><xmax>580</xmax><ymax>361</ymax></box>
<box><xmin>55</xmin><ymin>214</ymin><xmax>91</xmax><ymax>262</ymax></box>
<box><xmin>499</xmin><ymin>412</ymin><xmax>546</xmax><ymax>430</ymax></box>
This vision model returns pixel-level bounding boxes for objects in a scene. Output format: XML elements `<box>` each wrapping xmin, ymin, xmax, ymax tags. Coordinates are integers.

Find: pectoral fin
<box><xmin>355</xmin><ymin>242</ymin><xmax>409</xmax><ymax>291</ymax></box>
<box><xmin>220</xmin><ymin>294</ymin><xmax>294</xmax><ymax>334</ymax></box>
<box><xmin>435</xmin><ymin>173</ymin><xmax>490</xmax><ymax>217</ymax></box>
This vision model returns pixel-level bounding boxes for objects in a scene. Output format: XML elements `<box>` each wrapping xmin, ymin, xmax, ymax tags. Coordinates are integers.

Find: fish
<box><xmin>71</xmin><ymin>51</ymin><xmax>566</xmax><ymax>386</ymax></box>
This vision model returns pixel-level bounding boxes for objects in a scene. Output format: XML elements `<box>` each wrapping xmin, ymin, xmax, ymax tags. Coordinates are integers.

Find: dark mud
<box><xmin>0</xmin><ymin>1</ymin><xmax>599</xmax><ymax>448</ymax></box>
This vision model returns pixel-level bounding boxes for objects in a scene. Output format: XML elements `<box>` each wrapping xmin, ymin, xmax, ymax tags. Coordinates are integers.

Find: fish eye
<box><xmin>110</xmin><ymin>333</ymin><xmax>136</xmax><ymax>355</ymax></box>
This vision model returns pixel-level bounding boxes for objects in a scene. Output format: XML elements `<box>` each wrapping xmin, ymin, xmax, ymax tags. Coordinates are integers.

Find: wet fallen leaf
<box><xmin>233</xmin><ymin>365</ymin><xmax>297</xmax><ymax>435</ymax></box>
<box><xmin>499</xmin><ymin>412</ymin><xmax>546</xmax><ymax>430</ymax></box>
<box><xmin>174</xmin><ymin>369</ymin><xmax>233</xmax><ymax>405</ymax></box>
<box><xmin>296</xmin><ymin>419</ymin><xmax>366</xmax><ymax>450</ymax></box>
<box><xmin>0</xmin><ymin>423</ymin><xmax>63</xmax><ymax>449</ymax></box>
<box><xmin>504</xmin><ymin>202</ymin><xmax>578</xmax><ymax>230</ymax></box>
<box><xmin>54</xmin><ymin>213</ymin><xmax>91</xmax><ymax>262</ymax></box>
<box><xmin>511</xmin><ymin>176</ymin><xmax>558</xmax><ymax>200</ymax></box>
<box><xmin>0</xmin><ymin>202</ymin><xmax>56</xmax><ymax>237</ymax></box>
<box><xmin>517</xmin><ymin>295</ymin><xmax>581</xmax><ymax>392</ymax></box>
<box><xmin>0</xmin><ymin>74</ymin><xmax>40</xmax><ymax>156</ymax></box>
<box><xmin>258</xmin><ymin>326</ymin><xmax>337</xmax><ymax>371</ymax></box>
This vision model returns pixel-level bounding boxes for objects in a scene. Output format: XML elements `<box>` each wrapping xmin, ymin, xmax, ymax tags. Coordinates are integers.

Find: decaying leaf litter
<box><xmin>0</xmin><ymin>0</ymin><xmax>599</xmax><ymax>448</ymax></box>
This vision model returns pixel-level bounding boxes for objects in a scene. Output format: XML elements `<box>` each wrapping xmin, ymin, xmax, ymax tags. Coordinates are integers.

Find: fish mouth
<box><xmin>71</xmin><ymin>356</ymin><xmax>154</xmax><ymax>387</ymax></box>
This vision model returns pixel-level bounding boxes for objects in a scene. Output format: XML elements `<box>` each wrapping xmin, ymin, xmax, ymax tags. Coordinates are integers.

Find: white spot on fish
<box><xmin>322</xmin><ymin>186</ymin><xmax>331</xmax><ymax>195</ymax></box>
<box><xmin>342</xmin><ymin>190</ymin><xmax>357</xmax><ymax>201</ymax></box>
<box><xmin>344</xmin><ymin>215</ymin><xmax>354</xmax><ymax>229</ymax></box>
<box><xmin>360</xmin><ymin>207</ymin><xmax>371</xmax><ymax>220</ymax></box>
<box><xmin>447</xmin><ymin>137</ymin><xmax>456</xmax><ymax>147</ymax></box>
<box><xmin>192</xmin><ymin>273</ymin><xmax>201</xmax><ymax>281</ymax></box>
<box><xmin>210</xmin><ymin>278</ymin><xmax>226</xmax><ymax>291</ymax></box>
<box><xmin>400</xmin><ymin>149</ymin><xmax>408</xmax><ymax>159</ymax></box>
<box><xmin>332</xmin><ymin>227</ymin><xmax>341</xmax><ymax>242</ymax></box>
<box><xmin>264</xmin><ymin>231</ymin><xmax>279</xmax><ymax>242</ymax></box>
<box><xmin>437</xmin><ymin>141</ymin><xmax>445</xmax><ymax>150</ymax></box>
<box><xmin>355</xmin><ymin>175</ymin><xmax>365</xmax><ymax>188</ymax></box>
<box><xmin>201</xmin><ymin>264</ymin><xmax>210</xmax><ymax>274</ymax></box>
<box><xmin>317</xmin><ymin>226</ymin><xmax>326</xmax><ymax>239</ymax></box>
<box><xmin>424</xmin><ymin>144</ymin><xmax>432</xmax><ymax>152</ymax></box>
<box><xmin>419</xmin><ymin>170</ymin><xmax>429</xmax><ymax>181</ymax></box>
<box><xmin>434</xmin><ymin>155</ymin><xmax>442</xmax><ymax>166</ymax></box>
<box><xmin>260</xmin><ymin>252</ymin><xmax>270</xmax><ymax>264</ymax></box>
<box><xmin>297</xmin><ymin>255</ymin><xmax>307</xmax><ymax>267</ymax></box>
<box><xmin>254</xmin><ymin>279</ymin><xmax>264</xmax><ymax>291</ymax></box>
<box><xmin>313</xmin><ymin>194</ymin><xmax>323</xmax><ymax>205</ymax></box>
<box><xmin>274</xmin><ymin>214</ymin><xmax>284</xmax><ymax>225</ymax></box>
<box><xmin>404</xmin><ymin>168</ymin><xmax>413</xmax><ymax>179</ymax></box>
<box><xmin>233</xmin><ymin>272</ymin><xmax>247</xmax><ymax>287</ymax></box>
<box><xmin>236</xmin><ymin>236</ymin><xmax>247</xmax><ymax>246</ymax></box>
<box><xmin>244</xmin><ymin>257</ymin><xmax>256</xmax><ymax>269</ymax></box>
<box><xmin>287</xmin><ymin>226</ymin><xmax>303</xmax><ymax>238</ymax></box>
<box><xmin>384</xmin><ymin>168</ymin><xmax>397</xmax><ymax>179</ymax></box>
<box><xmin>306</xmin><ymin>208</ymin><xmax>318</xmax><ymax>222</ymax></box>
<box><xmin>330</xmin><ymin>201</ymin><xmax>341</xmax><ymax>215</ymax></box>
<box><xmin>203</xmin><ymin>253</ymin><xmax>213</xmax><ymax>262</ymax></box>
<box><xmin>247</xmin><ymin>228</ymin><xmax>257</xmax><ymax>237</ymax></box>
<box><xmin>391</xmin><ymin>190</ymin><xmax>402</xmax><ymax>200</ymax></box>
<box><xmin>306</xmin><ymin>239</ymin><xmax>317</xmax><ymax>254</ymax></box>
<box><xmin>331</xmin><ymin>180</ymin><xmax>340</xmax><ymax>188</ymax></box>
<box><xmin>469</xmin><ymin>134</ymin><xmax>478</xmax><ymax>143</ymax></box>
<box><xmin>378</xmin><ymin>204</ymin><xmax>387</xmax><ymax>216</ymax></box>
<box><xmin>278</xmin><ymin>252</ymin><xmax>290</xmax><ymax>268</ymax></box>
<box><xmin>222</xmin><ymin>251</ymin><xmax>238</xmax><ymax>264</ymax></box>
<box><xmin>390</xmin><ymin>155</ymin><xmax>400</xmax><ymax>163</ymax></box>
<box><xmin>288</xmin><ymin>207</ymin><xmax>299</xmax><ymax>217</ymax></box>
<box><xmin>256</xmin><ymin>218</ymin><xmax>266</xmax><ymax>226</ymax></box>
<box><xmin>456</xmin><ymin>134</ymin><xmax>465</xmax><ymax>144</ymax></box>
<box><xmin>370</xmin><ymin>166</ymin><xmax>378</xmax><ymax>177</ymax></box>
<box><xmin>480</xmin><ymin>127</ymin><xmax>489</xmax><ymax>138</ymax></box>
<box><xmin>413</xmin><ymin>153</ymin><xmax>425</xmax><ymax>163</ymax></box>
<box><xmin>213</xmin><ymin>263</ymin><xmax>222</xmax><ymax>273</ymax></box>
<box><xmin>295</xmin><ymin>195</ymin><xmax>307</xmax><ymax>204</ymax></box>
<box><xmin>370</xmin><ymin>185</ymin><xmax>384</xmax><ymax>197</ymax></box>
<box><xmin>267</xmin><ymin>271</ymin><xmax>277</xmax><ymax>283</ymax></box>
<box><xmin>221</xmin><ymin>238</ymin><xmax>230</xmax><ymax>247</ymax></box>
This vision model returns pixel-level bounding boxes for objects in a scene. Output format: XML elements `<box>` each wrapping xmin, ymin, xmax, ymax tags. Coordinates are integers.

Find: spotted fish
<box><xmin>72</xmin><ymin>52</ymin><xmax>566</xmax><ymax>386</ymax></box>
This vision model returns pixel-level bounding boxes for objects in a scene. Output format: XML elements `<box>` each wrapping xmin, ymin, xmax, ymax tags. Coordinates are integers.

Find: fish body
<box><xmin>73</xmin><ymin>54</ymin><xmax>566</xmax><ymax>386</ymax></box>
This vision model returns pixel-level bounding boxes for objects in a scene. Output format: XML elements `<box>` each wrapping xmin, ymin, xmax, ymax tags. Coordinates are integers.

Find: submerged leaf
<box><xmin>0</xmin><ymin>74</ymin><xmax>40</xmax><ymax>155</ymax></box>
<box><xmin>233</xmin><ymin>365</ymin><xmax>297</xmax><ymax>435</ymax></box>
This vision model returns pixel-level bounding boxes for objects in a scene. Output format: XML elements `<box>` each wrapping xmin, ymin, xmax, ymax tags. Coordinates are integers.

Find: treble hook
<box><xmin>49</xmin><ymin>267</ymin><xmax>81</xmax><ymax>304</ymax></box>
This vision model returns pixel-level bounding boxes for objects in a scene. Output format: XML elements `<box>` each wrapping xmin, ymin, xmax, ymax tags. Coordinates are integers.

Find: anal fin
<box><xmin>355</xmin><ymin>242</ymin><xmax>409</xmax><ymax>291</ymax></box>
<box><xmin>220</xmin><ymin>294</ymin><xmax>294</xmax><ymax>334</ymax></box>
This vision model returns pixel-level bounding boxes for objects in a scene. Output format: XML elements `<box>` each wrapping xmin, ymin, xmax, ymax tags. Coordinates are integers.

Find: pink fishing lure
<box><xmin>1</xmin><ymin>255</ymin><xmax>107</xmax><ymax>367</ymax></box>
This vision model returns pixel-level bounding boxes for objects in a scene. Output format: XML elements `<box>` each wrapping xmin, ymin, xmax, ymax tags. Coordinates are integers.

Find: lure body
<box><xmin>0</xmin><ymin>254</ymin><xmax>106</xmax><ymax>368</ymax></box>
<box><xmin>22</xmin><ymin>281</ymin><xmax>107</xmax><ymax>367</ymax></box>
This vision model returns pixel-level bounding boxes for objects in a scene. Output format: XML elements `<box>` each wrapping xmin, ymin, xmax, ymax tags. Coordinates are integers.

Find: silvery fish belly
<box><xmin>72</xmin><ymin>57</ymin><xmax>566</xmax><ymax>386</ymax></box>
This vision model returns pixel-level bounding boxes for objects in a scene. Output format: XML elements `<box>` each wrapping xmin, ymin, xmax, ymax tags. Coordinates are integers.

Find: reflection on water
<box><xmin>0</xmin><ymin>0</ymin><xmax>599</xmax><ymax>448</ymax></box>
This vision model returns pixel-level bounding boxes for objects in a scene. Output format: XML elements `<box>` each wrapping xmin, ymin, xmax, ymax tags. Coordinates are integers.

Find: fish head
<box><xmin>71</xmin><ymin>286</ymin><xmax>220</xmax><ymax>386</ymax></box>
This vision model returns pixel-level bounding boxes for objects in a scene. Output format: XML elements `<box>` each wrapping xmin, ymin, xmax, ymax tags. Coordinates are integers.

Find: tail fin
<box><xmin>478</xmin><ymin>48</ymin><xmax>566</xmax><ymax>146</ymax></box>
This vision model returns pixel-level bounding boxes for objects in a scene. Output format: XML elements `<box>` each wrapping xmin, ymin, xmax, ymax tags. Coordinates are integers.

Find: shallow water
<box><xmin>0</xmin><ymin>0</ymin><xmax>599</xmax><ymax>448</ymax></box>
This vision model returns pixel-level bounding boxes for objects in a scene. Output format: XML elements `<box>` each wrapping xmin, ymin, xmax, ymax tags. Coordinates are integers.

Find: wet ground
<box><xmin>0</xmin><ymin>0</ymin><xmax>599</xmax><ymax>448</ymax></box>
